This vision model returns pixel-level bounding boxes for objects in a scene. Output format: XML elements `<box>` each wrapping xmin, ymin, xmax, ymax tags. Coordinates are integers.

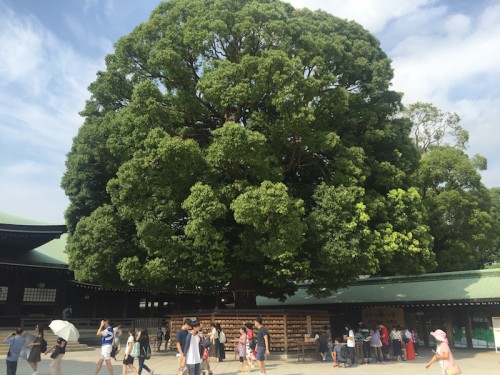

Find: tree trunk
<box><xmin>231</xmin><ymin>279</ymin><xmax>257</xmax><ymax>309</ymax></box>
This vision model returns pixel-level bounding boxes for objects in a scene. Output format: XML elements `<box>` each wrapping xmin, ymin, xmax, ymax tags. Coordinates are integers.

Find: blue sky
<box><xmin>1</xmin><ymin>0</ymin><xmax>499</xmax><ymax>223</ymax></box>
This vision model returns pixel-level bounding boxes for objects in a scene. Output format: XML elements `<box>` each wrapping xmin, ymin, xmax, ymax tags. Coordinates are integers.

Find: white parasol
<box><xmin>48</xmin><ymin>320</ymin><xmax>80</xmax><ymax>342</ymax></box>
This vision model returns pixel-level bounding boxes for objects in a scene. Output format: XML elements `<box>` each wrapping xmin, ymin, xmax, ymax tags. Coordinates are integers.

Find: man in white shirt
<box><xmin>183</xmin><ymin>321</ymin><xmax>202</xmax><ymax>375</ymax></box>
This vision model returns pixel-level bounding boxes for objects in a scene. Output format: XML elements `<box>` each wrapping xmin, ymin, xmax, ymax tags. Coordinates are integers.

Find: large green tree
<box><xmin>62</xmin><ymin>0</ymin><xmax>433</xmax><ymax>307</ymax></box>
<box><xmin>403</xmin><ymin>102</ymin><xmax>497</xmax><ymax>271</ymax></box>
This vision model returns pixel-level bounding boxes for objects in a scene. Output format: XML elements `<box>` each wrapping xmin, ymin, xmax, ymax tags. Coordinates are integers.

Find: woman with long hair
<box><xmin>425</xmin><ymin>329</ymin><xmax>460</xmax><ymax>374</ymax></box>
<box><xmin>122</xmin><ymin>328</ymin><xmax>138</xmax><ymax>375</ymax></box>
<box><xmin>208</xmin><ymin>323</ymin><xmax>220</xmax><ymax>362</ymax></box>
<box><xmin>28</xmin><ymin>323</ymin><xmax>45</xmax><ymax>374</ymax></box>
<box><xmin>136</xmin><ymin>329</ymin><xmax>154</xmax><ymax>375</ymax></box>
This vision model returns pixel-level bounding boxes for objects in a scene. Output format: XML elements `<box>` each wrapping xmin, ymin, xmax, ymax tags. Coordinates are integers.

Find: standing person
<box><xmin>378</xmin><ymin>322</ymin><xmax>390</xmax><ymax>362</ymax></box>
<box><xmin>199</xmin><ymin>328</ymin><xmax>212</xmax><ymax>375</ymax></box>
<box><xmin>28</xmin><ymin>324</ymin><xmax>46</xmax><ymax>375</ymax></box>
<box><xmin>183</xmin><ymin>321</ymin><xmax>202</xmax><ymax>375</ymax></box>
<box><xmin>93</xmin><ymin>319</ymin><xmax>115</xmax><ymax>375</ymax></box>
<box><xmin>369</xmin><ymin>326</ymin><xmax>383</xmax><ymax>363</ymax></box>
<box><xmin>318</xmin><ymin>326</ymin><xmax>330</xmax><ymax>361</ymax></box>
<box><xmin>215</xmin><ymin>323</ymin><xmax>226</xmax><ymax>362</ymax></box>
<box><xmin>208</xmin><ymin>323</ymin><xmax>220</xmax><ymax>362</ymax></box>
<box><xmin>45</xmin><ymin>336</ymin><xmax>67</xmax><ymax>375</ymax></box>
<box><xmin>176</xmin><ymin>319</ymin><xmax>192</xmax><ymax>375</ymax></box>
<box><xmin>411</xmin><ymin>327</ymin><xmax>419</xmax><ymax>356</ymax></box>
<box><xmin>5</xmin><ymin>328</ymin><xmax>26</xmax><ymax>375</ymax></box>
<box><xmin>359</xmin><ymin>323</ymin><xmax>372</xmax><ymax>364</ymax></box>
<box><xmin>425</xmin><ymin>329</ymin><xmax>460</xmax><ymax>375</ymax></box>
<box><xmin>344</xmin><ymin>325</ymin><xmax>356</xmax><ymax>365</ymax></box>
<box><xmin>62</xmin><ymin>306</ymin><xmax>72</xmax><ymax>320</ymax></box>
<box><xmin>137</xmin><ymin>329</ymin><xmax>154</xmax><ymax>375</ymax></box>
<box><xmin>254</xmin><ymin>317</ymin><xmax>270</xmax><ymax>375</ymax></box>
<box><xmin>122</xmin><ymin>328</ymin><xmax>138</xmax><ymax>375</ymax></box>
<box><xmin>237</xmin><ymin>326</ymin><xmax>248</xmax><ymax>371</ymax></box>
<box><xmin>404</xmin><ymin>327</ymin><xmax>416</xmax><ymax>361</ymax></box>
<box><xmin>164</xmin><ymin>326</ymin><xmax>171</xmax><ymax>350</ymax></box>
<box><xmin>390</xmin><ymin>326</ymin><xmax>403</xmax><ymax>362</ymax></box>
<box><xmin>155</xmin><ymin>327</ymin><xmax>163</xmax><ymax>352</ymax></box>
<box><xmin>113</xmin><ymin>323</ymin><xmax>123</xmax><ymax>360</ymax></box>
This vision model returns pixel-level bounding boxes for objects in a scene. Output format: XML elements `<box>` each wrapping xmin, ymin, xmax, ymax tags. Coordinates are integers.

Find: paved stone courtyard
<box><xmin>2</xmin><ymin>348</ymin><xmax>499</xmax><ymax>375</ymax></box>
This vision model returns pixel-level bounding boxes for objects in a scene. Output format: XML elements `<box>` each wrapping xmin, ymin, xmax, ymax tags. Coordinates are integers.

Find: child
<box><xmin>238</xmin><ymin>326</ymin><xmax>248</xmax><ymax>372</ymax></box>
<box><xmin>200</xmin><ymin>330</ymin><xmax>213</xmax><ymax>375</ymax></box>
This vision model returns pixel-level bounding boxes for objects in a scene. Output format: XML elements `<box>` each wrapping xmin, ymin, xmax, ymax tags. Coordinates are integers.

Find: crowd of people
<box><xmin>175</xmin><ymin>317</ymin><xmax>270</xmax><ymax>375</ymax></box>
<box><xmin>315</xmin><ymin>321</ymin><xmax>420</xmax><ymax>367</ymax></box>
<box><xmin>4</xmin><ymin>325</ymin><xmax>66</xmax><ymax>375</ymax></box>
<box><xmin>5</xmin><ymin>318</ymin><xmax>460</xmax><ymax>375</ymax></box>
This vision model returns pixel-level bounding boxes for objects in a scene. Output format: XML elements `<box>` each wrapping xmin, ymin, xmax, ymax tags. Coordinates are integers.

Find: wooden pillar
<box><xmin>283</xmin><ymin>314</ymin><xmax>288</xmax><ymax>356</ymax></box>
<box><xmin>465</xmin><ymin>312</ymin><xmax>474</xmax><ymax>349</ymax></box>
<box><xmin>444</xmin><ymin>310</ymin><xmax>455</xmax><ymax>348</ymax></box>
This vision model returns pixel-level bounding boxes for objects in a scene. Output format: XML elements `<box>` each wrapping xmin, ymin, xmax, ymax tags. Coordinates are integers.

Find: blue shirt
<box><xmin>5</xmin><ymin>335</ymin><xmax>26</xmax><ymax>361</ymax></box>
<box><xmin>102</xmin><ymin>327</ymin><xmax>114</xmax><ymax>345</ymax></box>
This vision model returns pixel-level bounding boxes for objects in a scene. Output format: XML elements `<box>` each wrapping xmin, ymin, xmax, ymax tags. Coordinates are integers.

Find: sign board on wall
<box><xmin>492</xmin><ymin>317</ymin><xmax>500</xmax><ymax>353</ymax></box>
<box><xmin>362</xmin><ymin>307</ymin><xmax>405</xmax><ymax>328</ymax></box>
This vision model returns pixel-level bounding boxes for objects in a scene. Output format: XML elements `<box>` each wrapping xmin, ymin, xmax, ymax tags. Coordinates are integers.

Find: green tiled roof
<box><xmin>0</xmin><ymin>211</ymin><xmax>56</xmax><ymax>225</ymax></box>
<box><xmin>257</xmin><ymin>269</ymin><xmax>500</xmax><ymax>306</ymax></box>
<box><xmin>0</xmin><ymin>211</ymin><xmax>68</xmax><ymax>267</ymax></box>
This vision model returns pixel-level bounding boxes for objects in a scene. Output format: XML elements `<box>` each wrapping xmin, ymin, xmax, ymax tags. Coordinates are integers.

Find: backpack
<box><xmin>219</xmin><ymin>330</ymin><xmax>226</xmax><ymax>344</ymax></box>
<box><xmin>40</xmin><ymin>338</ymin><xmax>47</xmax><ymax>353</ymax></box>
<box><xmin>143</xmin><ymin>343</ymin><xmax>152</xmax><ymax>359</ymax></box>
<box><xmin>131</xmin><ymin>342</ymin><xmax>140</xmax><ymax>358</ymax></box>
<box><xmin>202</xmin><ymin>337</ymin><xmax>211</xmax><ymax>348</ymax></box>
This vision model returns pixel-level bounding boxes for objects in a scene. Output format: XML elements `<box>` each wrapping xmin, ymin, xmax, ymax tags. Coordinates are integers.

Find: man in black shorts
<box><xmin>254</xmin><ymin>317</ymin><xmax>270</xmax><ymax>375</ymax></box>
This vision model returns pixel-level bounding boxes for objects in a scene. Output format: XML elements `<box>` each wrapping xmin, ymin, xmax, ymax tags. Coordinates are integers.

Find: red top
<box><xmin>380</xmin><ymin>326</ymin><xmax>389</xmax><ymax>345</ymax></box>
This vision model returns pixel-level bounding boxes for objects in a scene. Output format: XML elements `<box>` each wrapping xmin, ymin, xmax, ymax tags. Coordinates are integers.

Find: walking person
<box><xmin>122</xmin><ymin>328</ymin><xmax>138</xmax><ymax>375</ymax></box>
<box><xmin>254</xmin><ymin>317</ymin><xmax>270</xmax><ymax>375</ymax></box>
<box><xmin>237</xmin><ymin>326</ymin><xmax>248</xmax><ymax>371</ymax></box>
<box><xmin>45</xmin><ymin>336</ymin><xmax>67</xmax><ymax>375</ymax></box>
<box><xmin>5</xmin><ymin>328</ymin><xmax>26</xmax><ymax>375</ymax></box>
<box><xmin>183</xmin><ymin>321</ymin><xmax>202</xmax><ymax>375</ymax></box>
<box><xmin>93</xmin><ymin>319</ymin><xmax>115</xmax><ymax>375</ymax></box>
<box><xmin>425</xmin><ymin>329</ymin><xmax>461</xmax><ymax>375</ymax></box>
<box><xmin>245</xmin><ymin>323</ymin><xmax>255</xmax><ymax>371</ymax></box>
<box><xmin>137</xmin><ymin>329</ymin><xmax>154</xmax><ymax>375</ymax></box>
<box><xmin>113</xmin><ymin>323</ymin><xmax>123</xmax><ymax>360</ymax></box>
<box><xmin>28</xmin><ymin>324</ymin><xmax>46</xmax><ymax>375</ymax></box>
<box><xmin>176</xmin><ymin>319</ymin><xmax>192</xmax><ymax>375</ymax></box>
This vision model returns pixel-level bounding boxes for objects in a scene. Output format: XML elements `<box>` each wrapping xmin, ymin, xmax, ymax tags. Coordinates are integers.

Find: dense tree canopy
<box><xmin>403</xmin><ymin>102</ymin><xmax>498</xmax><ymax>270</ymax></box>
<box><xmin>62</xmin><ymin>0</ymin><xmax>435</xmax><ymax>306</ymax></box>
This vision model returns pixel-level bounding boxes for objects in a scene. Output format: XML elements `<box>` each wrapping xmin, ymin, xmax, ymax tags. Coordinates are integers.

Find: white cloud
<box><xmin>0</xmin><ymin>5</ymin><xmax>104</xmax><ymax>222</ymax></box>
<box><xmin>387</xmin><ymin>4</ymin><xmax>500</xmax><ymax>187</ymax></box>
<box><xmin>288</xmin><ymin>0</ymin><xmax>434</xmax><ymax>32</ymax></box>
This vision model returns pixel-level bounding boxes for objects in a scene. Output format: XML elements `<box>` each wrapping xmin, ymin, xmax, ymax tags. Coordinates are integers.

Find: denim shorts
<box><xmin>256</xmin><ymin>346</ymin><xmax>266</xmax><ymax>361</ymax></box>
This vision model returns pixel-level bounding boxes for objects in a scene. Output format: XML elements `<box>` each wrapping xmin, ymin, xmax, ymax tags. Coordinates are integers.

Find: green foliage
<box><xmin>63</xmin><ymin>0</ymin><xmax>432</xmax><ymax>302</ymax></box>
<box><xmin>404</xmin><ymin>102</ymin><xmax>468</xmax><ymax>153</ymax></box>
<box><xmin>416</xmin><ymin>146</ymin><xmax>496</xmax><ymax>270</ymax></box>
